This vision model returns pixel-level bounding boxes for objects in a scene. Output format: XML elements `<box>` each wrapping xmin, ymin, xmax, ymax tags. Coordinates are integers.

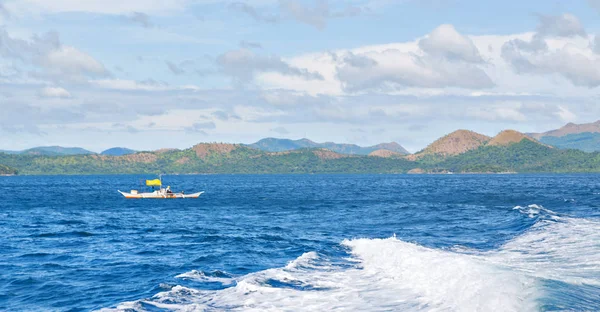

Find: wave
<box><xmin>175</xmin><ymin>270</ymin><xmax>236</xmax><ymax>286</ymax></box>
<box><xmin>489</xmin><ymin>217</ymin><xmax>600</xmax><ymax>287</ymax></box>
<box><xmin>100</xmin><ymin>210</ymin><xmax>600</xmax><ymax>311</ymax></box>
<box><xmin>33</xmin><ymin>231</ymin><xmax>95</xmax><ymax>238</ymax></box>
<box><xmin>512</xmin><ymin>204</ymin><xmax>560</xmax><ymax>220</ymax></box>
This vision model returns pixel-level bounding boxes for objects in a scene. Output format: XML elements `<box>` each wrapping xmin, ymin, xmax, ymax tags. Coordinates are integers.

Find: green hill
<box><xmin>0</xmin><ymin>164</ymin><xmax>17</xmax><ymax>175</ymax></box>
<box><xmin>101</xmin><ymin>147</ymin><xmax>137</xmax><ymax>156</ymax></box>
<box><xmin>0</xmin><ymin>150</ymin><xmax>20</xmax><ymax>155</ymax></box>
<box><xmin>538</xmin><ymin>132</ymin><xmax>600</xmax><ymax>153</ymax></box>
<box><xmin>23</xmin><ymin>146</ymin><xmax>95</xmax><ymax>156</ymax></box>
<box><xmin>421</xmin><ymin>139</ymin><xmax>600</xmax><ymax>173</ymax></box>
<box><xmin>0</xmin><ymin>146</ymin><xmax>96</xmax><ymax>156</ymax></box>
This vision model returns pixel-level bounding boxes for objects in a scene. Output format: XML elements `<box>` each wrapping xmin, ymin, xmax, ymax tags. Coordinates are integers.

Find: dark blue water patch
<box><xmin>33</xmin><ymin>231</ymin><xmax>95</xmax><ymax>238</ymax></box>
<box><xmin>0</xmin><ymin>174</ymin><xmax>598</xmax><ymax>310</ymax></box>
<box><xmin>18</xmin><ymin>252</ymin><xmax>55</xmax><ymax>258</ymax></box>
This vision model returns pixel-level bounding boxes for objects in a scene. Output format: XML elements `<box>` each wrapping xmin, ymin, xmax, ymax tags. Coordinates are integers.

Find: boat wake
<box><xmin>101</xmin><ymin>206</ymin><xmax>600</xmax><ymax>312</ymax></box>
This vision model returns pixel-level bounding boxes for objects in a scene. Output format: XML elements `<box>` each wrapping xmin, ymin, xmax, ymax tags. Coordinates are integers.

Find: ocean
<box><xmin>1</xmin><ymin>174</ymin><xmax>599</xmax><ymax>311</ymax></box>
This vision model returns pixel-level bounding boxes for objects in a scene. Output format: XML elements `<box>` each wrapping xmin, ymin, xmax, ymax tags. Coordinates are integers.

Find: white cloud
<box><xmin>279</xmin><ymin>0</ymin><xmax>363</xmax><ymax>30</ymax></box>
<box><xmin>270</xmin><ymin>126</ymin><xmax>289</xmax><ymax>135</ymax></box>
<box><xmin>536</xmin><ymin>14</ymin><xmax>586</xmax><ymax>38</ymax></box>
<box><xmin>502</xmin><ymin>38</ymin><xmax>600</xmax><ymax>88</ymax></box>
<box><xmin>217</xmin><ymin>48</ymin><xmax>324</xmax><ymax>84</ymax></box>
<box><xmin>418</xmin><ymin>24</ymin><xmax>484</xmax><ymax>63</ymax></box>
<box><xmin>209</xmin><ymin>22</ymin><xmax>600</xmax><ymax>101</ymax></box>
<box><xmin>229</xmin><ymin>0</ymin><xmax>365</xmax><ymax>30</ymax></box>
<box><xmin>3</xmin><ymin>78</ymin><xmax>598</xmax><ymax>152</ymax></box>
<box><xmin>43</xmin><ymin>46</ymin><xmax>107</xmax><ymax>78</ymax></box>
<box><xmin>279</xmin><ymin>0</ymin><xmax>329</xmax><ymax>29</ymax></box>
<box><xmin>0</xmin><ymin>2</ymin><xmax>10</xmax><ymax>23</ymax></box>
<box><xmin>3</xmin><ymin>10</ymin><xmax>600</xmax><ymax>151</ymax></box>
<box><xmin>185</xmin><ymin>121</ymin><xmax>216</xmax><ymax>133</ymax></box>
<box><xmin>593</xmin><ymin>35</ymin><xmax>600</xmax><ymax>54</ymax></box>
<box><xmin>39</xmin><ymin>86</ymin><xmax>71</xmax><ymax>98</ymax></box>
<box><xmin>257</xmin><ymin>51</ymin><xmax>343</xmax><ymax>95</ymax></box>
<box><xmin>496</xmin><ymin>13</ymin><xmax>600</xmax><ymax>88</ymax></box>
<box><xmin>127</xmin><ymin>12</ymin><xmax>153</xmax><ymax>28</ymax></box>
<box><xmin>165</xmin><ymin>61</ymin><xmax>185</xmax><ymax>75</ymax></box>
<box><xmin>89</xmin><ymin>79</ymin><xmax>198</xmax><ymax>91</ymax></box>
<box><xmin>0</xmin><ymin>29</ymin><xmax>107</xmax><ymax>82</ymax></box>
<box><xmin>254</xmin><ymin>22</ymin><xmax>600</xmax><ymax>96</ymax></box>
<box><xmin>555</xmin><ymin>105</ymin><xmax>577</xmax><ymax>122</ymax></box>
<box><xmin>258</xmin><ymin>25</ymin><xmax>501</xmax><ymax>95</ymax></box>
<box><xmin>5</xmin><ymin>0</ymin><xmax>191</xmax><ymax>15</ymax></box>
<box><xmin>229</xmin><ymin>2</ymin><xmax>279</xmax><ymax>24</ymax></box>
<box><xmin>336</xmin><ymin>49</ymin><xmax>494</xmax><ymax>91</ymax></box>
<box><xmin>334</xmin><ymin>25</ymin><xmax>493</xmax><ymax>92</ymax></box>
<box><xmin>466</xmin><ymin>104</ymin><xmax>527</xmax><ymax>122</ymax></box>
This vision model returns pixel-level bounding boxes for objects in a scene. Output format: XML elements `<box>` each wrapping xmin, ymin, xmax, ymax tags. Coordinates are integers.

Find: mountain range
<box><xmin>0</xmin><ymin>140</ymin><xmax>408</xmax><ymax>157</ymax></box>
<box><xmin>1</xmin><ymin>126</ymin><xmax>600</xmax><ymax>175</ymax></box>
<box><xmin>0</xmin><ymin>146</ymin><xmax>137</xmax><ymax>156</ymax></box>
<box><xmin>0</xmin><ymin>146</ymin><xmax>95</xmax><ymax>156</ymax></box>
<box><xmin>2</xmin><ymin>121</ymin><xmax>600</xmax><ymax>175</ymax></box>
<box><xmin>528</xmin><ymin>120</ymin><xmax>600</xmax><ymax>152</ymax></box>
<box><xmin>4</xmin><ymin>120</ymin><xmax>600</xmax><ymax>159</ymax></box>
<box><xmin>248</xmin><ymin>138</ymin><xmax>410</xmax><ymax>155</ymax></box>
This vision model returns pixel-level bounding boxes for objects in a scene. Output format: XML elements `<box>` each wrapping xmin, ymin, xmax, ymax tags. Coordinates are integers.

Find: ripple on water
<box><xmin>33</xmin><ymin>231</ymin><xmax>95</xmax><ymax>238</ymax></box>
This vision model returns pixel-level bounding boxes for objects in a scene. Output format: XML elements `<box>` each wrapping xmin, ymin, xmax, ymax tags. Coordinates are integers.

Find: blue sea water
<box><xmin>1</xmin><ymin>174</ymin><xmax>600</xmax><ymax>311</ymax></box>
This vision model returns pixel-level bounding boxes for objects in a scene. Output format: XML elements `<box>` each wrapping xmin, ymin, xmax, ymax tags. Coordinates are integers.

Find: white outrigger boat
<box><xmin>118</xmin><ymin>176</ymin><xmax>204</xmax><ymax>199</ymax></box>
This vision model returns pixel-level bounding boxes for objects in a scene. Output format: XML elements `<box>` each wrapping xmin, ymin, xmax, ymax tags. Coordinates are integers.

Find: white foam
<box><xmin>285</xmin><ymin>251</ymin><xmax>320</xmax><ymax>270</ymax></box>
<box><xmin>175</xmin><ymin>270</ymin><xmax>236</xmax><ymax>286</ymax></box>
<box><xmin>342</xmin><ymin>237</ymin><xmax>539</xmax><ymax>311</ymax></box>
<box><xmin>488</xmin><ymin>217</ymin><xmax>600</xmax><ymax>286</ymax></box>
<box><xmin>100</xmin><ymin>213</ymin><xmax>600</xmax><ymax>312</ymax></box>
<box><xmin>100</xmin><ymin>241</ymin><xmax>539</xmax><ymax>311</ymax></box>
<box><xmin>513</xmin><ymin>204</ymin><xmax>560</xmax><ymax>220</ymax></box>
<box><xmin>98</xmin><ymin>300</ymin><xmax>144</xmax><ymax>312</ymax></box>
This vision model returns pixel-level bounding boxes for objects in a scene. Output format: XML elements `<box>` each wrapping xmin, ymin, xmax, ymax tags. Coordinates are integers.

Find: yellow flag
<box><xmin>146</xmin><ymin>179</ymin><xmax>161</xmax><ymax>186</ymax></box>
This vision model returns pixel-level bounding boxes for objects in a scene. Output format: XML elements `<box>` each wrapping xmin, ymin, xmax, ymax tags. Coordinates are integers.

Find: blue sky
<box><xmin>1</xmin><ymin>0</ymin><xmax>600</xmax><ymax>152</ymax></box>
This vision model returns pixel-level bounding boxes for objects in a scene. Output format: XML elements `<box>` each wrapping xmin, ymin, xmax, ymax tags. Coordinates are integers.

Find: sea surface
<box><xmin>1</xmin><ymin>174</ymin><xmax>599</xmax><ymax>311</ymax></box>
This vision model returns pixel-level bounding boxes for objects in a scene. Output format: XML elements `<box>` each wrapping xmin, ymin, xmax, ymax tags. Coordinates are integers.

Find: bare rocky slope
<box><xmin>368</xmin><ymin>149</ymin><xmax>404</xmax><ymax>158</ymax></box>
<box><xmin>488</xmin><ymin>130</ymin><xmax>537</xmax><ymax>146</ymax></box>
<box><xmin>410</xmin><ymin>130</ymin><xmax>491</xmax><ymax>159</ymax></box>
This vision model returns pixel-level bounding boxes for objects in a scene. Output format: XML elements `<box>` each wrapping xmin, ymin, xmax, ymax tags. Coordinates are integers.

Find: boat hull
<box><xmin>118</xmin><ymin>190</ymin><xmax>204</xmax><ymax>199</ymax></box>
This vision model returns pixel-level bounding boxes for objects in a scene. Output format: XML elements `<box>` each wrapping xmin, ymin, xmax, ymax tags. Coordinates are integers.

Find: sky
<box><xmin>1</xmin><ymin>0</ymin><xmax>600</xmax><ymax>153</ymax></box>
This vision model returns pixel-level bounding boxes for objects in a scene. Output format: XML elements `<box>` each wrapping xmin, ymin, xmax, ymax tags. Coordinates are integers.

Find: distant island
<box><xmin>0</xmin><ymin>146</ymin><xmax>137</xmax><ymax>156</ymax></box>
<box><xmin>99</xmin><ymin>147</ymin><xmax>137</xmax><ymax>156</ymax></box>
<box><xmin>0</xmin><ymin>146</ymin><xmax>95</xmax><ymax>156</ymax></box>
<box><xmin>528</xmin><ymin>120</ymin><xmax>600</xmax><ymax>153</ymax></box>
<box><xmin>248</xmin><ymin>138</ymin><xmax>409</xmax><ymax>155</ymax></box>
<box><xmin>2</xmin><ymin>121</ymin><xmax>600</xmax><ymax>175</ymax></box>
